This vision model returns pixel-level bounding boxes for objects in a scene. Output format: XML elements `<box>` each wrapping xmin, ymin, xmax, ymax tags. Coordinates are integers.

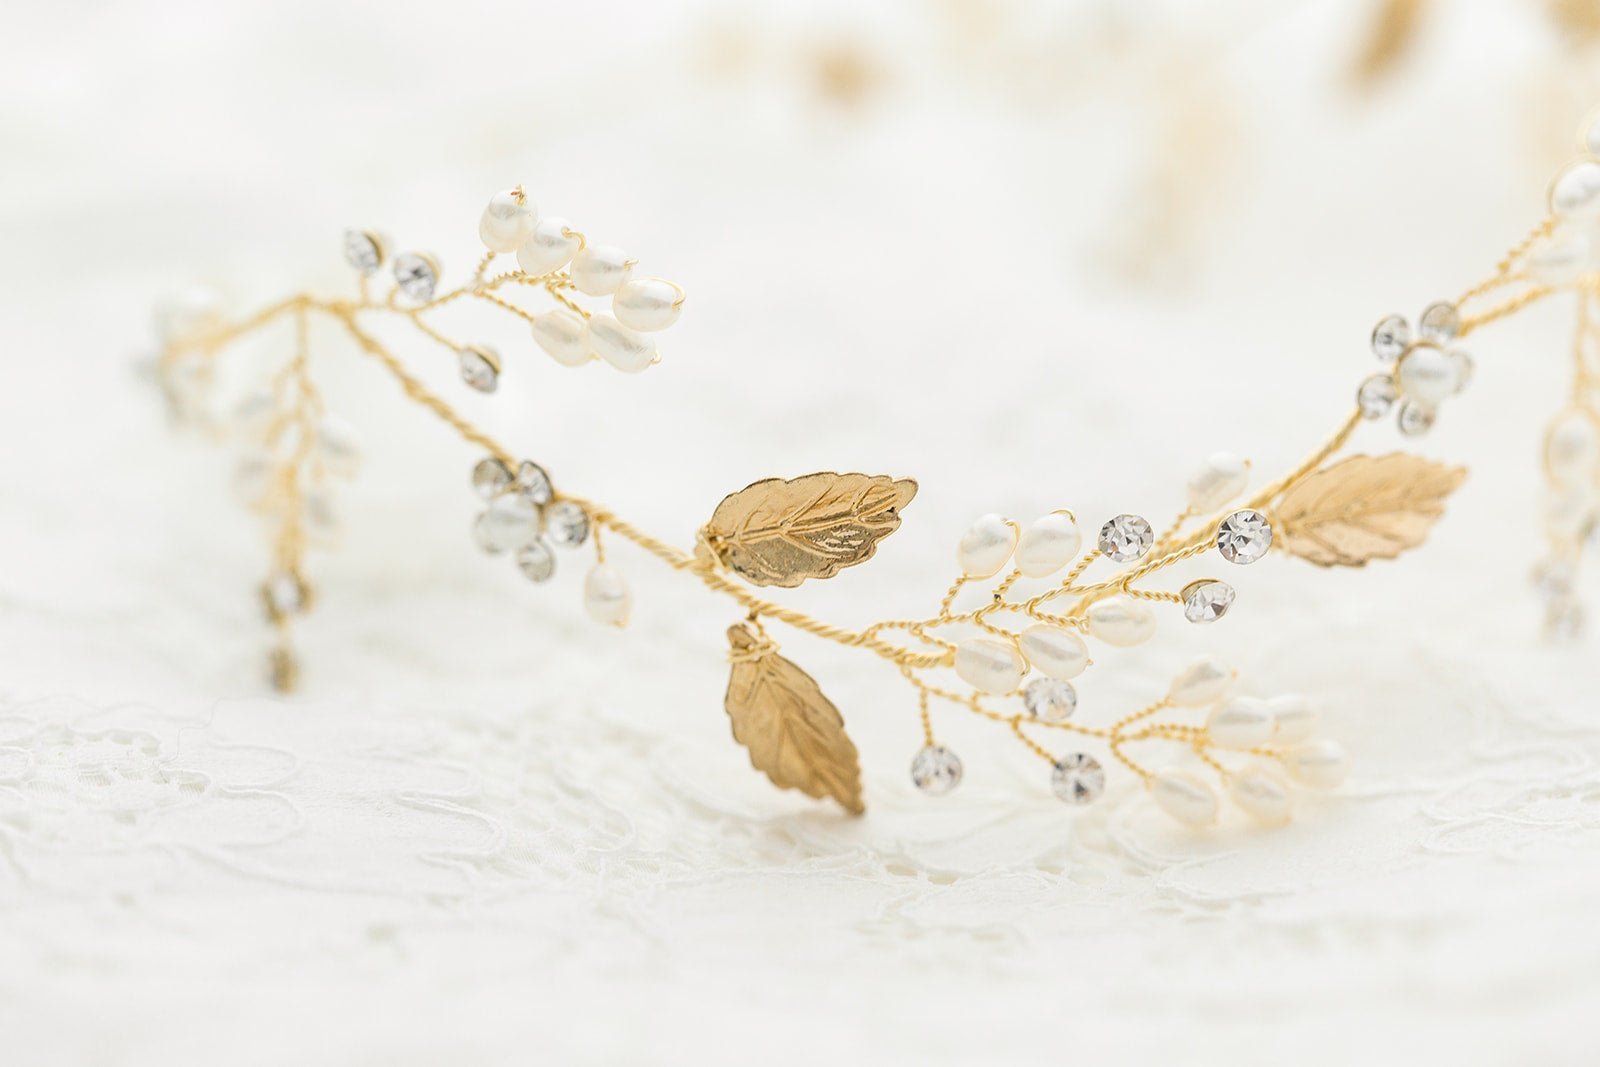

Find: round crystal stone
<box><xmin>475</xmin><ymin>493</ymin><xmax>542</xmax><ymax>554</ymax></box>
<box><xmin>1050</xmin><ymin>752</ymin><xmax>1105</xmax><ymax>805</ymax></box>
<box><xmin>1216</xmin><ymin>509</ymin><xmax>1272</xmax><ymax>564</ymax></box>
<box><xmin>393</xmin><ymin>252</ymin><xmax>439</xmax><ymax>303</ymax></box>
<box><xmin>1417</xmin><ymin>301</ymin><xmax>1461</xmax><ymax>343</ymax></box>
<box><xmin>1182</xmin><ymin>579</ymin><xmax>1235</xmax><ymax>623</ymax></box>
<box><xmin>1370</xmin><ymin>313</ymin><xmax>1411</xmax><ymax>362</ymax></box>
<box><xmin>342</xmin><ymin>229</ymin><xmax>382</xmax><ymax>275</ymax></box>
<box><xmin>1098</xmin><ymin>514</ymin><xmax>1154</xmax><ymax>561</ymax></box>
<box><xmin>459</xmin><ymin>346</ymin><xmax>500</xmax><ymax>393</ymax></box>
<box><xmin>910</xmin><ymin>744</ymin><xmax>963</xmax><ymax>795</ymax></box>
<box><xmin>472</xmin><ymin>457</ymin><xmax>514</xmax><ymax>499</ymax></box>
<box><xmin>516</xmin><ymin>461</ymin><xmax>554</xmax><ymax>505</ymax></box>
<box><xmin>1396</xmin><ymin>400</ymin><xmax>1436</xmax><ymax>437</ymax></box>
<box><xmin>545</xmin><ymin>500</ymin><xmax>591</xmax><ymax>547</ymax></box>
<box><xmin>1023</xmin><ymin>677</ymin><xmax>1078</xmax><ymax>722</ymax></box>
<box><xmin>516</xmin><ymin>539</ymin><xmax>557</xmax><ymax>582</ymax></box>
<box><xmin>1357</xmin><ymin>373</ymin><xmax>1399</xmax><ymax>419</ymax></box>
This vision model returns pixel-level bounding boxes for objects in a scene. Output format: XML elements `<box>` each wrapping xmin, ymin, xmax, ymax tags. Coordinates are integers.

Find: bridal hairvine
<box><xmin>156</xmin><ymin>114</ymin><xmax>1600</xmax><ymax>828</ymax></box>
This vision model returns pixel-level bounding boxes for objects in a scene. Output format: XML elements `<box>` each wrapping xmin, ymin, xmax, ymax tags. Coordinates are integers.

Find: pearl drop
<box><xmin>570</xmin><ymin>243</ymin><xmax>635</xmax><ymax>296</ymax></box>
<box><xmin>1167</xmin><ymin>655</ymin><xmax>1235</xmax><ymax>706</ymax></box>
<box><xmin>1545</xmin><ymin>411</ymin><xmax>1600</xmax><ymax>484</ymax></box>
<box><xmin>585</xmin><ymin>314</ymin><xmax>657</xmax><ymax>373</ymax></box>
<box><xmin>531</xmin><ymin>309</ymin><xmax>593</xmax><ymax>367</ymax></box>
<box><xmin>1017</xmin><ymin>624</ymin><xmax>1089</xmax><ymax>680</ymax></box>
<box><xmin>1206</xmin><ymin>696</ymin><xmax>1274</xmax><ymax>748</ymax></box>
<box><xmin>1397</xmin><ymin>345</ymin><xmax>1457</xmax><ymax>407</ymax></box>
<box><xmin>1267</xmin><ymin>694</ymin><xmax>1317</xmax><ymax>743</ymax></box>
<box><xmin>1186</xmin><ymin>452</ymin><xmax>1248</xmax><ymax>513</ymax></box>
<box><xmin>1014</xmin><ymin>512</ymin><xmax>1082</xmax><ymax>577</ymax></box>
<box><xmin>613</xmin><ymin>277</ymin><xmax>684</xmax><ymax>332</ymax></box>
<box><xmin>1529</xmin><ymin>228</ymin><xmax>1591</xmax><ymax>287</ymax></box>
<box><xmin>956</xmin><ymin>514</ymin><xmax>1017</xmax><ymax>578</ymax></box>
<box><xmin>1230</xmin><ymin>764</ymin><xmax>1294</xmax><ymax>826</ymax></box>
<box><xmin>1286</xmin><ymin>739</ymin><xmax>1348</xmax><ymax>789</ymax></box>
<box><xmin>516</xmin><ymin>216</ymin><xmax>581</xmax><ymax>275</ymax></box>
<box><xmin>1551</xmin><ymin>160</ymin><xmax>1600</xmax><ymax>221</ymax></box>
<box><xmin>1085</xmin><ymin>596</ymin><xmax>1155</xmax><ymax>647</ymax></box>
<box><xmin>1150</xmin><ymin>768</ymin><xmax>1220</xmax><ymax>827</ymax></box>
<box><xmin>583</xmin><ymin>564</ymin><xmax>632</xmax><ymax>628</ymax></box>
<box><xmin>953</xmin><ymin>637</ymin><xmax>1025</xmax><ymax>694</ymax></box>
<box><xmin>478</xmin><ymin>187</ymin><xmax>538</xmax><ymax>253</ymax></box>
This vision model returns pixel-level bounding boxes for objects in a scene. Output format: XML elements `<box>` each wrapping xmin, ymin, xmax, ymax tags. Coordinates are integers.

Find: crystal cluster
<box><xmin>469</xmin><ymin>456</ymin><xmax>576</xmax><ymax>583</ymax></box>
<box><xmin>1360</xmin><ymin>301</ymin><xmax>1472</xmax><ymax>436</ymax></box>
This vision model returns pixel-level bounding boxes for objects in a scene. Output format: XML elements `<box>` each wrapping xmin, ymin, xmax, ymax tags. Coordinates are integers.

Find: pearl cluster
<box><xmin>1531</xmin><ymin>110</ymin><xmax>1600</xmax><ymax>288</ymax></box>
<box><xmin>1360</xmin><ymin>301</ymin><xmax>1473</xmax><ymax>436</ymax></box>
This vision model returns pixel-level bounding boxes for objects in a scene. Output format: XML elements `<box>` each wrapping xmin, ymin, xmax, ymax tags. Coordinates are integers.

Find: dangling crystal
<box><xmin>1417</xmin><ymin>301</ymin><xmax>1461</xmax><ymax>343</ymax></box>
<box><xmin>475</xmin><ymin>493</ymin><xmax>541</xmax><ymax>553</ymax></box>
<box><xmin>1370</xmin><ymin>314</ymin><xmax>1411</xmax><ymax>361</ymax></box>
<box><xmin>516</xmin><ymin>539</ymin><xmax>556</xmax><ymax>582</ymax></box>
<box><xmin>1182</xmin><ymin>580</ymin><xmax>1235</xmax><ymax>622</ymax></box>
<box><xmin>1050</xmin><ymin>753</ymin><xmax>1105</xmax><ymax>805</ymax></box>
<box><xmin>342</xmin><ymin>229</ymin><xmax>383</xmax><ymax>275</ymax></box>
<box><xmin>472</xmin><ymin>457</ymin><xmax>514</xmax><ymax>499</ymax></box>
<box><xmin>911</xmin><ymin>745</ymin><xmax>963</xmax><ymax>795</ymax></box>
<box><xmin>516</xmin><ymin>461</ymin><xmax>554</xmax><ymax>505</ymax></box>
<box><xmin>1396</xmin><ymin>400</ymin><xmax>1436</xmax><ymax>437</ymax></box>
<box><xmin>1023</xmin><ymin>677</ymin><xmax>1078</xmax><ymax>722</ymax></box>
<box><xmin>1357</xmin><ymin>373</ymin><xmax>1398</xmax><ymax>419</ymax></box>
<box><xmin>545</xmin><ymin>500</ymin><xmax>591</xmax><ymax>547</ymax></box>
<box><xmin>458</xmin><ymin>346</ymin><xmax>500</xmax><ymax>393</ymax></box>
<box><xmin>1097</xmin><ymin>514</ymin><xmax>1153</xmax><ymax>562</ymax></box>
<box><xmin>393</xmin><ymin>252</ymin><xmax>439</xmax><ymax>302</ymax></box>
<box><xmin>1215</xmin><ymin>510</ymin><xmax>1272</xmax><ymax>564</ymax></box>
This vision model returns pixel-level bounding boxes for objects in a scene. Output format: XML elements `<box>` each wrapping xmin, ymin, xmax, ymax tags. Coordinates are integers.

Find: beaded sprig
<box><xmin>157</xmin><ymin>116</ymin><xmax>1600</xmax><ymax>829</ymax></box>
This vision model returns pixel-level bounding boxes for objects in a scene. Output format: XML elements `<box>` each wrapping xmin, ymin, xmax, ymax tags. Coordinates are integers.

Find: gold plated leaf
<box><xmin>724</xmin><ymin>623</ymin><xmax>864</xmax><ymax>815</ymax></box>
<box><xmin>699</xmin><ymin>472</ymin><xmax>917</xmax><ymax>588</ymax></box>
<box><xmin>1274</xmin><ymin>452</ymin><xmax>1467</xmax><ymax>567</ymax></box>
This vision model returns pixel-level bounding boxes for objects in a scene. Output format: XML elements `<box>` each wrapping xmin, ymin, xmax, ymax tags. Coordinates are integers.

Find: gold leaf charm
<box><xmin>1275</xmin><ymin>452</ymin><xmax>1467</xmax><ymax>567</ymax></box>
<box><xmin>698</xmin><ymin>472</ymin><xmax>917</xmax><ymax>587</ymax></box>
<box><xmin>724</xmin><ymin>623</ymin><xmax>864</xmax><ymax>815</ymax></box>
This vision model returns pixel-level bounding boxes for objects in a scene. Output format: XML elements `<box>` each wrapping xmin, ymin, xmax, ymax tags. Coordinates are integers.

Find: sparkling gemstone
<box><xmin>1357</xmin><ymin>373</ymin><xmax>1399</xmax><ymax>419</ymax></box>
<box><xmin>262</xmin><ymin>573</ymin><xmax>308</xmax><ymax>619</ymax></box>
<box><xmin>1448</xmin><ymin>350</ymin><xmax>1473</xmax><ymax>394</ymax></box>
<box><xmin>472</xmin><ymin>457</ymin><xmax>514</xmax><ymax>499</ymax></box>
<box><xmin>1370</xmin><ymin>313</ymin><xmax>1411</xmax><ymax>361</ymax></box>
<box><xmin>1215</xmin><ymin>509</ymin><xmax>1272</xmax><ymax>564</ymax></box>
<box><xmin>475</xmin><ymin>493</ymin><xmax>542</xmax><ymax>553</ymax></box>
<box><xmin>459</xmin><ymin>345</ymin><xmax>500</xmax><ymax>393</ymax></box>
<box><xmin>1098</xmin><ymin>514</ymin><xmax>1153</xmax><ymax>561</ymax></box>
<box><xmin>1417</xmin><ymin>301</ymin><xmax>1460</xmax><ymax>343</ymax></box>
<box><xmin>1050</xmin><ymin>752</ymin><xmax>1105</xmax><ymax>805</ymax></box>
<box><xmin>910</xmin><ymin>745</ymin><xmax>963</xmax><ymax>795</ymax></box>
<box><xmin>545</xmin><ymin>500</ymin><xmax>591</xmax><ymax>547</ymax></box>
<box><xmin>516</xmin><ymin>460</ymin><xmax>554</xmax><ymax>505</ymax></box>
<box><xmin>342</xmin><ymin>229</ymin><xmax>382</xmax><ymax>275</ymax></box>
<box><xmin>1396</xmin><ymin>400</ymin><xmax>1436</xmax><ymax>436</ymax></box>
<box><xmin>516</xmin><ymin>539</ymin><xmax>556</xmax><ymax>582</ymax></box>
<box><xmin>1182</xmin><ymin>580</ymin><xmax>1235</xmax><ymax>622</ymax></box>
<box><xmin>1023</xmin><ymin>677</ymin><xmax>1078</xmax><ymax>722</ymax></box>
<box><xmin>393</xmin><ymin>252</ymin><xmax>439</xmax><ymax>302</ymax></box>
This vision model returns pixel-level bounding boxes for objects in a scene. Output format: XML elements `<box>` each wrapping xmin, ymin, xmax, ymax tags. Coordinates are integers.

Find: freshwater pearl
<box><xmin>1545</xmin><ymin>411</ymin><xmax>1600</xmax><ymax>484</ymax></box>
<box><xmin>1017</xmin><ymin>624</ymin><xmax>1089</xmax><ymax>680</ymax></box>
<box><xmin>478</xmin><ymin>187</ymin><xmax>538</xmax><ymax>253</ymax></box>
<box><xmin>953</xmin><ymin>637</ymin><xmax>1025</xmax><ymax>694</ymax></box>
<box><xmin>1085</xmin><ymin>596</ymin><xmax>1155</xmax><ymax>647</ymax></box>
<box><xmin>1205</xmin><ymin>696</ymin><xmax>1274</xmax><ymax>748</ymax></box>
<box><xmin>1267</xmin><ymin>694</ymin><xmax>1317</xmax><ymax>743</ymax></box>
<box><xmin>1150</xmin><ymin>768</ymin><xmax>1220</xmax><ymax>827</ymax></box>
<box><xmin>1186</xmin><ymin>452</ymin><xmax>1249</xmax><ymax>513</ymax></box>
<box><xmin>585</xmin><ymin>314</ymin><xmax>657</xmax><ymax>374</ymax></box>
<box><xmin>956</xmin><ymin>514</ymin><xmax>1017</xmax><ymax>578</ymax></box>
<box><xmin>1551</xmin><ymin>160</ymin><xmax>1600</xmax><ymax>221</ymax></box>
<box><xmin>1286</xmin><ymin>739</ymin><xmax>1348</xmax><ymax>789</ymax></box>
<box><xmin>516</xmin><ymin>216</ymin><xmax>581</xmax><ymax>275</ymax></box>
<box><xmin>1015</xmin><ymin>512</ymin><xmax>1081</xmax><ymax>577</ymax></box>
<box><xmin>1167</xmin><ymin>655</ymin><xmax>1235</xmax><ymax>706</ymax></box>
<box><xmin>1397</xmin><ymin>345</ymin><xmax>1457</xmax><ymax>407</ymax></box>
<box><xmin>531</xmin><ymin>309</ymin><xmax>593</xmax><ymax>367</ymax></box>
<box><xmin>613</xmin><ymin>278</ymin><xmax>684</xmax><ymax>332</ymax></box>
<box><xmin>1529</xmin><ymin>228</ymin><xmax>1591</xmax><ymax>287</ymax></box>
<box><xmin>1230</xmin><ymin>764</ymin><xmax>1294</xmax><ymax>826</ymax></box>
<box><xmin>583</xmin><ymin>564</ymin><xmax>632</xmax><ymax>628</ymax></box>
<box><xmin>570</xmin><ymin>243</ymin><xmax>635</xmax><ymax>296</ymax></box>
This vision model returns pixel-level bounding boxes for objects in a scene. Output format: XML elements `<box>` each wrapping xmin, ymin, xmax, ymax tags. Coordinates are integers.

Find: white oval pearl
<box><xmin>1014</xmin><ymin>512</ymin><xmax>1081</xmax><ymax>577</ymax></box>
<box><xmin>613</xmin><ymin>277</ymin><xmax>683</xmax><ymax>332</ymax></box>
<box><xmin>1186</xmin><ymin>452</ymin><xmax>1249</xmax><ymax>513</ymax></box>
<box><xmin>1529</xmin><ymin>228</ymin><xmax>1591</xmax><ymax>287</ymax></box>
<box><xmin>1551</xmin><ymin>160</ymin><xmax>1600</xmax><ymax>221</ymax></box>
<box><xmin>585</xmin><ymin>314</ymin><xmax>657</xmax><ymax>374</ymax></box>
<box><xmin>956</xmin><ymin>514</ymin><xmax>1017</xmax><ymax>578</ymax></box>
<box><xmin>583</xmin><ymin>564</ymin><xmax>632</xmax><ymax>628</ymax></box>
<box><xmin>1267</xmin><ymin>694</ymin><xmax>1317</xmax><ymax>743</ymax></box>
<box><xmin>953</xmin><ymin>637</ymin><xmax>1025</xmax><ymax>694</ymax></box>
<box><xmin>1017</xmin><ymin>624</ymin><xmax>1089</xmax><ymax>680</ymax></box>
<box><xmin>1545</xmin><ymin>411</ymin><xmax>1600</xmax><ymax>484</ymax></box>
<box><xmin>1206</xmin><ymin>696</ymin><xmax>1274</xmax><ymax>748</ymax></box>
<box><xmin>570</xmin><ymin>243</ymin><xmax>634</xmax><ymax>296</ymax></box>
<box><xmin>1150</xmin><ymin>768</ymin><xmax>1220</xmax><ymax>827</ymax></box>
<box><xmin>1230</xmin><ymin>764</ymin><xmax>1294</xmax><ymax>826</ymax></box>
<box><xmin>1397</xmin><ymin>345</ymin><xmax>1457</xmax><ymax>406</ymax></box>
<box><xmin>530</xmin><ymin>309</ymin><xmax>593</xmax><ymax>367</ymax></box>
<box><xmin>516</xmin><ymin>216</ymin><xmax>581</xmax><ymax>275</ymax></box>
<box><xmin>1286</xmin><ymin>739</ymin><xmax>1348</xmax><ymax>789</ymax></box>
<box><xmin>1167</xmin><ymin>655</ymin><xmax>1235</xmax><ymax>706</ymax></box>
<box><xmin>478</xmin><ymin>187</ymin><xmax>538</xmax><ymax>253</ymax></box>
<box><xmin>1085</xmin><ymin>596</ymin><xmax>1155</xmax><ymax>647</ymax></box>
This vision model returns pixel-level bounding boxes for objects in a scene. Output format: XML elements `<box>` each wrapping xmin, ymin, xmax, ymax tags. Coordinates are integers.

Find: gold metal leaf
<box><xmin>724</xmin><ymin>623</ymin><xmax>864</xmax><ymax>815</ymax></box>
<box><xmin>1274</xmin><ymin>452</ymin><xmax>1467</xmax><ymax>567</ymax></box>
<box><xmin>699</xmin><ymin>472</ymin><xmax>917</xmax><ymax>588</ymax></box>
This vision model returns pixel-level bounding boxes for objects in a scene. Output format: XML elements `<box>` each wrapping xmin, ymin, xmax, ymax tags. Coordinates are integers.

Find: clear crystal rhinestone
<box><xmin>1396</xmin><ymin>400</ymin><xmax>1435</xmax><ymax>437</ymax></box>
<box><xmin>1182</xmin><ymin>580</ymin><xmax>1235</xmax><ymax>622</ymax></box>
<box><xmin>1050</xmin><ymin>752</ymin><xmax>1105</xmax><ymax>805</ymax></box>
<box><xmin>475</xmin><ymin>493</ymin><xmax>542</xmax><ymax>554</ymax></box>
<box><xmin>1098</xmin><ymin>514</ymin><xmax>1154</xmax><ymax>561</ymax></box>
<box><xmin>516</xmin><ymin>460</ymin><xmax>554</xmax><ymax>505</ymax></box>
<box><xmin>342</xmin><ymin>229</ymin><xmax>382</xmax><ymax>275</ymax></box>
<box><xmin>1418</xmin><ymin>301</ymin><xmax>1461</xmax><ymax>343</ymax></box>
<box><xmin>1357</xmin><ymin>373</ymin><xmax>1399</xmax><ymax>419</ymax></box>
<box><xmin>459</xmin><ymin>346</ymin><xmax>500</xmax><ymax>393</ymax></box>
<box><xmin>1448</xmin><ymin>350</ymin><xmax>1473</xmax><ymax>394</ymax></box>
<box><xmin>516</xmin><ymin>539</ymin><xmax>557</xmax><ymax>582</ymax></box>
<box><xmin>545</xmin><ymin>500</ymin><xmax>591</xmax><ymax>547</ymax></box>
<box><xmin>1370</xmin><ymin>313</ymin><xmax>1411</xmax><ymax>361</ymax></box>
<box><xmin>472</xmin><ymin>457</ymin><xmax>514</xmax><ymax>499</ymax></box>
<box><xmin>1023</xmin><ymin>677</ymin><xmax>1078</xmax><ymax>723</ymax></box>
<box><xmin>910</xmin><ymin>745</ymin><xmax>963</xmax><ymax>795</ymax></box>
<box><xmin>262</xmin><ymin>573</ymin><xmax>307</xmax><ymax>619</ymax></box>
<box><xmin>393</xmin><ymin>252</ymin><xmax>439</xmax><ymax>303</ymax></box>
<box><xmin>1215</xmin><ymin>509</ymin><xmax>1272</xmax><ymax>564</ymax></box>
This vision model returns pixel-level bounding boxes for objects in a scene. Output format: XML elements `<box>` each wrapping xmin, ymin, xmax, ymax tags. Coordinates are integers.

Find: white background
<box><xmin>1</xmin><ymin>1</ymin><xmax>1597</xmax><ymax>1063</ymax></box>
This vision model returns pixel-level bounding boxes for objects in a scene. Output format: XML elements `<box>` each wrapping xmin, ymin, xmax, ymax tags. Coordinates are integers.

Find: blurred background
<box><xmin>2</xmin><ymin>1</ymin><xmax>1598</xmax><ymax>1063</ymax></box>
